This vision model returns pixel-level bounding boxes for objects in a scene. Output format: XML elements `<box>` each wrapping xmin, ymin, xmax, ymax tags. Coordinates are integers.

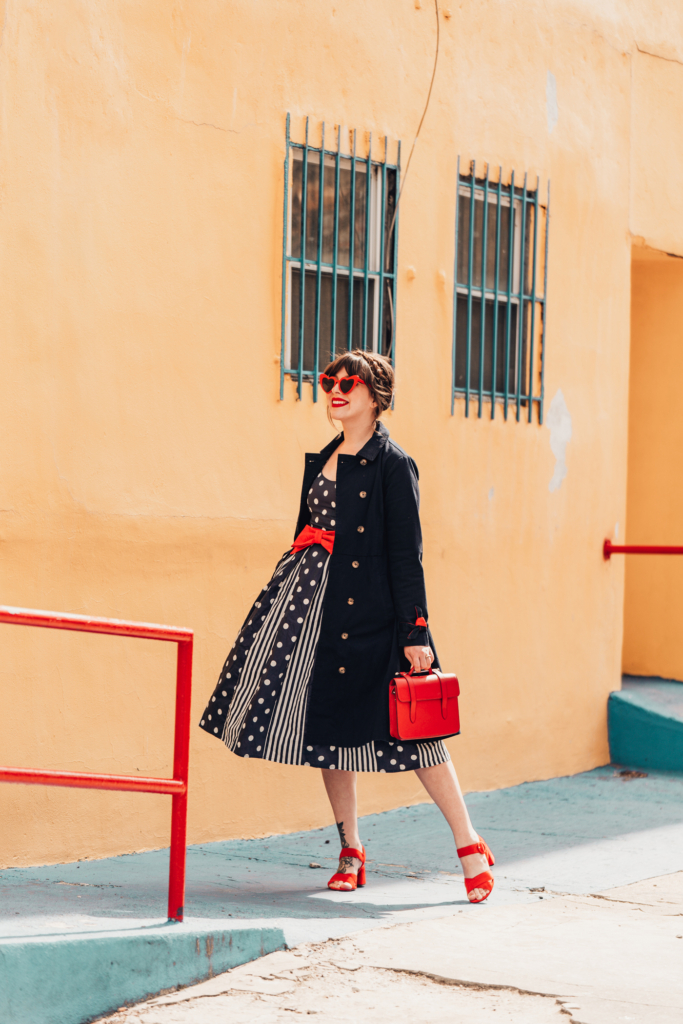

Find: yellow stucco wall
<box><xmin>0</xmin><ymin>0</ymin><xmax>681</xmax><ymax>868</ymax></box>
<box><xmin>623</xmin><ymin>247</ymin><xmax>683</xmax><ymax>680</ymax></box>
<box><xmin>630</xmin><ymin>49</ymin><xmax>683</xmax><ymax>259</ymax></box>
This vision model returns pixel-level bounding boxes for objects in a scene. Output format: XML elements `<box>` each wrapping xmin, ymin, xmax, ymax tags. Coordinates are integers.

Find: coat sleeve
<box><xmin>383</xmin><ymin>453</ymin><xmax>431</xmax><ymax>648</ymax></box>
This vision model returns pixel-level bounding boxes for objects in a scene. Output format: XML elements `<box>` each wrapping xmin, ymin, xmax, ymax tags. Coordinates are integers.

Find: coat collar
<box><xmin>316</xmin><ymin>421</ymin><xmax>390</xmax><ymax>463</ymax></box>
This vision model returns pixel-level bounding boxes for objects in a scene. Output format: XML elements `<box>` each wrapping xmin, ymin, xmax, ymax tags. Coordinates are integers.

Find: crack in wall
<box><xmin>636</xmin><ymin>43</ymin><xmax>683</xmax><ymax>67</ymax></box>
<box><xmin>174</xmin><ymin>117</ymin><xmax>237</xmax><ymax>133</ymax></box>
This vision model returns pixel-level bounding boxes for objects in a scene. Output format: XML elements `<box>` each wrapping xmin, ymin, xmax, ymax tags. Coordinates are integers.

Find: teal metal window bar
<box><xmin>280</xmin><ymin>114</ymin><xmax>400</xmax><ymax>401</ymax></box>
<box><xmin>451</xmin><ymin>159</ymin><xmax>550</xmax><ymax>423</ymax></box>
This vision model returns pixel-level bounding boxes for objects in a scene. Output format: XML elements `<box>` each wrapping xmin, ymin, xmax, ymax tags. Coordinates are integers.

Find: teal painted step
<box><xmin>0</xmin><ymin>921</ymin><xmax>285</xmax><ymax>1024</ymax></box>
<box><xmin>609</xmin><ymin>675</ymin><xmax>683</xmax><ymax>772</ymax></box>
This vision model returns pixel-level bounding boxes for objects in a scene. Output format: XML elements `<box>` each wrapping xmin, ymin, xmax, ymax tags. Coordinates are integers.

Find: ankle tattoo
<box><xmin>336</xmin><ymin>821</ymin><xmax>348</xmax><ymax>848</ymax></box>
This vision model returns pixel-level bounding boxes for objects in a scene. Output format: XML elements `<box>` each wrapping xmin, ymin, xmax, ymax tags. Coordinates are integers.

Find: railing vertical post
<box><xmin>167</xmin><ymin>637</ymin><xmax>193</xmax><ymax>922</ymax></box>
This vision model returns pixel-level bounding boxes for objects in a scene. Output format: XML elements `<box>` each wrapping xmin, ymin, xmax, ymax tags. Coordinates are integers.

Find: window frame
<box><xmin>280</xmin><ymin>114</ymin><xmax>400</xmax><ymax>401</ymax></box>
<box><xmin>451</xmin><ymin>158</ymin><xmax>550</xmax><ymax>423</ymax></box>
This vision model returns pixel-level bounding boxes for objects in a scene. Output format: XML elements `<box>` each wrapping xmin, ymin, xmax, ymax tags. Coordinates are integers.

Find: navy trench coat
<box><xmin>301</xmin><ymin>422</ymin><xmax>439</xmax><ymax>748</ymax></box>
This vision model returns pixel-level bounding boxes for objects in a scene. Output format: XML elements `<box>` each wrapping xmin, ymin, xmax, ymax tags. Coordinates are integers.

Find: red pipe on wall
<box><xmin>0</xmin><ymin>605</ymin><xmax>193</xmax><ymax>922</ymax></box>
<box><xmin>603</xmin><ymin>539</ymin><xmax>683</xmax><ymax>560</ymax></box>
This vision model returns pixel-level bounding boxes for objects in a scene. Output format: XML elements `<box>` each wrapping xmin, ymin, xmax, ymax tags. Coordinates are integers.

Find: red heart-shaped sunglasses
<box><xmin>319</xmin><ymin>373</ymin><xmax>368</xmax><ymax>395</ymax></box>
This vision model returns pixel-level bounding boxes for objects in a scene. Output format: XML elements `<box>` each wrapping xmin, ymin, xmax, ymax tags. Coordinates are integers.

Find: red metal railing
<box><xmin>0</xmin><ymin>605</ymin><xmax>193</xmax><ymax>922</ymax></box>
<box><xmin>603</xmin><ymin>540</ymin><xmax>683</xmax><ymax>560</ymax></box>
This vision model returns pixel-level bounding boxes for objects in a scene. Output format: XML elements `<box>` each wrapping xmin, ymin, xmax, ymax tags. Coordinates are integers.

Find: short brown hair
<box><xmin>323</xmin><ymin>349</ymin><xmax>394</xmax><ymax>426</ymax></box>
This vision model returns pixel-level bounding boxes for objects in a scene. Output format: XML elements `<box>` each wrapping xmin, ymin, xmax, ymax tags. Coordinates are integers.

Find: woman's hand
<box><xmin>403</xmin><ymin>644</ymin><xmax>434</xmax><ymax>673</ymax></box>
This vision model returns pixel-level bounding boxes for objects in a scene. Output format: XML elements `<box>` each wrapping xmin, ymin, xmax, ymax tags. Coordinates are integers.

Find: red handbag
<box><xmin>389</xmin><ymin>669</ymin><xmax>460</xmax><ymax>741</ymax></box>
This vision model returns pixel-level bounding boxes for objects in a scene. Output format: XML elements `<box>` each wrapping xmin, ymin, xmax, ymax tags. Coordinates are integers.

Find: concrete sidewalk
<box><xmin>2</xmin><ymin>765</ymin><xmax>683</xmax><ymax>1022</ymax></box>
<box><xmin>99</xmin><ymin>869</ymin><xmax>683</xmax><ymax>1024</ymax></box>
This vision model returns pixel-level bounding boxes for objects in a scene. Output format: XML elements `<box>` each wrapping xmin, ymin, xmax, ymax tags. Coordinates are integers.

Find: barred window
<box><xmin>452</xmin><ymin>161</ymin><xmax>549</xmax><ymax>422</ymax></box>
<box><xmin>280</xmin><ymin>116</ymin><xmax>399</xmax><ymax>400</ymax></box>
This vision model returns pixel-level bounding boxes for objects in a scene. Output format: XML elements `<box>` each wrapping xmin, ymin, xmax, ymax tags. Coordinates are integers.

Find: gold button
<box><xmin>352</xmin><ymin>560</ymin><xmax>359</xmax><ymax>568</ymax></box>
<box><xmin>360</xmin><ymin>491</ymin><xmax>367</xmax><ymax>498</ymax></box>
<box><xmin>338</xmin><ymin>666</ymin><xmax>346</xmax><ymax>674</ymax></box>
<box><xmin>341</xmin><ymin>633</ymin><xmax>349</xmax><ymax>639</ymax></box>
<box><xmin>360</xmin><ymin>459</ymin><xmax>367</xmax><ymax>466</ymax></box>
<box><xmin>357</xmin><ymin>525</ymin><xmax>364</xmax><ymax>533</ymax></box>
<box><xmin>347</xmin><ymin>597</ymin><xmax>354</xmax><ymax>605</ymax></box>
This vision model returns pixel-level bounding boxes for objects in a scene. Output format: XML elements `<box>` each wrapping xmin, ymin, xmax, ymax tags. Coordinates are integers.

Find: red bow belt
<box><xmin>292</xmin><ymin>524</ymin><xmax>336</xmax><ymax>555</ymax></box>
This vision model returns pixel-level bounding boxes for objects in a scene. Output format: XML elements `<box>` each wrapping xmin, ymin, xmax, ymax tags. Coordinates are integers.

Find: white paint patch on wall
<box><xmin>546</xmin><ymin>71</ymin><xmax>558</xmax><ymax>133</ymax></box>
<box><xmin>547</xmin><ymin>389</ymin><xmax>572</xmax><ymax>492</ymax></box>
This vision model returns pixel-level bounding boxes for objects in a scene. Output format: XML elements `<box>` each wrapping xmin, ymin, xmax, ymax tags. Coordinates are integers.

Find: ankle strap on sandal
<box><xmin>340</xmin><ymin>846</ymin><xmax>365</xmax><ymax>862</ymax></box>
<box><xmin>456</xmin><ymin>840</ymin><xmax>486</xmax><ymax>858</ymax></box>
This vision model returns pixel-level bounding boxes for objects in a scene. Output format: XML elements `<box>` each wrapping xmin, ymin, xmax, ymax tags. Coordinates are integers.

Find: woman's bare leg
<box><xmin>321</xmin><ymin>769</ymin><xmax>363</xmax><ymax>890</ymax></box>
<box><xmin>415</xmin><ymin>760</ymin><xmax>491</xmax><ymax>901</ymax></box>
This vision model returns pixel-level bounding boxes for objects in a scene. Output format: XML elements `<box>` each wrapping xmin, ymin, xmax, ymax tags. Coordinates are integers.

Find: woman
<box><xmin>199</xmin><ymin>350</ymin><xmax>494</xmax><ymax>902</ymax></box>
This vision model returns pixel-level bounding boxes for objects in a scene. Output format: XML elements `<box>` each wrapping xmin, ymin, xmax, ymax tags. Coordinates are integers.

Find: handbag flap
<box><xmin>394</xmin><ymin>672</ymin><xmax>460</xmax><ymax>703</ymax></box>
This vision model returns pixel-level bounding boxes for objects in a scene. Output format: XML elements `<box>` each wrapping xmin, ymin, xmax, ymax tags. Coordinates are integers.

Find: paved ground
<box><xmin>3</xmin><ymin>765</ymin><xmax>683</xmax><ymax>1022</ymax></box>
<box><xmin>98</xmin><ymin>947</ymin><xmax>570</xmax><ymax>1023</ymax></box>
<box><xmin>98</xmin><ymin>869</ymin><xmax>683</xmax><ymax>1024</ymax></box>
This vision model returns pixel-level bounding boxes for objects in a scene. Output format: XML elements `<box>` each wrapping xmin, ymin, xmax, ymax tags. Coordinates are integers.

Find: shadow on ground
<box><xmin>1</xmin><ymin>765</ymin><xmax>682</xmax><ymax>927</ymax></box>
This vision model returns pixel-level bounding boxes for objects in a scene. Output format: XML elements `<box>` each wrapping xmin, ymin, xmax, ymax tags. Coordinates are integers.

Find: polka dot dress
<box><xmin>199</xmin><ymin>473</ymin><xmax>450</xmax><ymax>773</ymax></box>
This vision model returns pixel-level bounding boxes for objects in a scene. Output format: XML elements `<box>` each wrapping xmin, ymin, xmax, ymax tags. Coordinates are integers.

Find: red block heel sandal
<box><xmin>327</xmin><ymin>846</ymin><xmax>366</xmax><ymax>892</ymax></box>
<box><xmin>456</xmin><ymin>835</ymin><xmax>495</xmax><ymax>904</ymax></box>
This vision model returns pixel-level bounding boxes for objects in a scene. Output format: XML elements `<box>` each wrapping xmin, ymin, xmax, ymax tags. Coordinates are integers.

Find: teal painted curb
<box><xmin>609</xmin><ymin>687</ymin><xmax>683</xmax><ymax>772</ymax></box>
<box><xmin>0</xmin><ymin>922</ymin><xmax>286</xmax><ymax>1024</ymax></box>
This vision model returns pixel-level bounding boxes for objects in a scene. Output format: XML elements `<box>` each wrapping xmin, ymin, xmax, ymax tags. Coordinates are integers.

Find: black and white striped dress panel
<box><xmin>263</xmin><ymin>553</ymin><xmax>330</xmax><ymax>765</ymax></box>
<box><xmin>221</xmin><ymin>549</ymin><xmax>298</xmax><ymax>749</ymax></box>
